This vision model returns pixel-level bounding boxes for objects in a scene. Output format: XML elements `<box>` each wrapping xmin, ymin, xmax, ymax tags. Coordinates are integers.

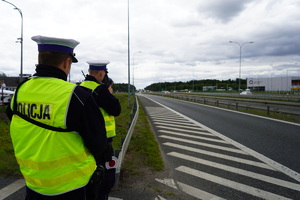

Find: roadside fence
<box><xmin>114</xmin><ymin>95</ymin><xmax>139</xmax><ymax>187</ymax></box>
<box><xmin>167</xmin><ymin>93</ymin><xmax>300</xmax><ymax>121</ymax></box>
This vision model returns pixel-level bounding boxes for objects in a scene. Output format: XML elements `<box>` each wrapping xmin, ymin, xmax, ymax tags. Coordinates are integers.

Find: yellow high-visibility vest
<box><xmin>80</xmin><ymin>80</ymin><xmax>116</xmax><ymax>138</ymax></box>
<box><xmin>10</xmin><ymin>77</ymin><xmax>96</xmax><ymax>195</ymax></box>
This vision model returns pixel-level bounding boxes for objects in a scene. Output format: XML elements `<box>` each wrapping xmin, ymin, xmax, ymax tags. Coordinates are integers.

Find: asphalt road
<box><xmin>141</xmin><ymin>94</ymin><xmax>300</xmax><ymax>173</ymax></box>
<box><xmin>138</xmin><ymin>93</ymin><xmax>300</xmax><ymax>199</ymax></box>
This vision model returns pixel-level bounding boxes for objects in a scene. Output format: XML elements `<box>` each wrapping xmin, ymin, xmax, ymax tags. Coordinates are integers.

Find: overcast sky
<box><xmin>1</xmin><ymin>0</ymin><xmax>300</xmax><ymax>89</ymax></box>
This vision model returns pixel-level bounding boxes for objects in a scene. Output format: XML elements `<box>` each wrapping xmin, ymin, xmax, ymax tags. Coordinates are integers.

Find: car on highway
<box><xmin>240</xmin><ymin>88</ymin><xmax>252</xmax><ymax>95</ymax></box>
<box><xmin>1</xmin><ymin>89</ymin><xmax>15</xmax><ymax>105</ymax></box>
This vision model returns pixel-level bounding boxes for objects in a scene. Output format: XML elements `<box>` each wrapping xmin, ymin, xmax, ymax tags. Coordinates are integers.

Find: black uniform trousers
<box><xmin>25</xmin><ymin>186</ymin><xmax>87</xmax><ymax>200</ymax></box>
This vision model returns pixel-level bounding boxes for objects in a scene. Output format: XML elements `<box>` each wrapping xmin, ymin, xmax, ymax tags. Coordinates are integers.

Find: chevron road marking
<box><xmin>177</xmin><ymin>181</ymin><xmax>225</xmax><ymax>200</ymax></box>
<box><xmin>143</xmin><ymin>101</ymin><xmax>300</xmax><ymax>199</ymax></box>
<box><xmin>156</xmin><ymin>126</ymin><xmax>211</xmax><ymax>136</ymax></box>
<box><xmin>144</xmin><ymin>97</ymin><xmax>300</xmax><ymax>183</ymax></box>
<box><xmin>158</xmin><ymin>129</ymin><xmax>228</xmax><ymax>144</ymax></box>
<box><xmin>163</xmin><ymin>142</ymin><xmax>274</xmax><ymax>170</ymax></box>
<box><xmin>170</xmin><ymin>152</ymin><xmax>300</xmax><ymax>191</ymax></box>
<box><xmin>153</xmin><ymin>120</ymin><xmax>200</xmax><ymax>127</ymax></box>
<box><xmin>154</xmin><ymin>122</ymin><xmax>205</xmax><ymax>131</ymax></box>
<box><xmin>0</xmin><ymin>179</ymin><xmax>25</xmax><ymax>200</ymax></box>
<box><xmin>154</xmin><ymin>195</ymin><xmax>167</xmax><ymax>200</ymax></box>
<box><xmin>176</xmin><ymin>166</ymin><xmax>293</xmax><ymax>200</ymax></box>
<box><xmin>159</xmin><ymin>135</ymin><xmax>248</xmax><ymax>155</ymax></box>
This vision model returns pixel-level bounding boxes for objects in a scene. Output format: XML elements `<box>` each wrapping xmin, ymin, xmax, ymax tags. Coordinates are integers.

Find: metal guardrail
<box><xmin>114</xmin><ymin>95</ymin><xmax>139</xmax><ymax>187</ymax></box>
<box><xmin>165</xmin><ymin>93</ymin><xmax>300</xmax><ymax>120</ymax></box>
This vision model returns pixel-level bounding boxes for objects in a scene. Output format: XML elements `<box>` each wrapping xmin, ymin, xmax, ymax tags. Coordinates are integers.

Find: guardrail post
<box><xmin>120</xmin><ymin>137</ymin><xmax>125</xmax><ymax>146</ymax></box>
<box><xmin>236</xmin><ymin>102</ymin><xmax>238</xmax><ymax>110</ymax></box>
<box><xmin>114</xmin><ymin>149</ymin><xmax>121</xmax><ymax>158</ymax></box>
<box><xmin>267</xmin><ymin>106</ymin><xmax>270</xmax><ymax>115</ymax></box>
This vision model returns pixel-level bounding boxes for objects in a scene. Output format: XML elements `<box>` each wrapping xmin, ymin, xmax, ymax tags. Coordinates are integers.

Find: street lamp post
<box><xmin>2</xmin><ymin>0</ymin><xmax>23</xmax><ymax>83</ymax></box>
<box><xmin>132</xmin><ymin>51</ymin><xmax>142</xmax><ymax>93</ymax></box>
<box><xmin>229</xmin><ymin>41</ymin><xmax>254</xmax><ymax>92</ymax></box>
<box><xmin>127</xmin><ymin>0</ymin><xmax>131</xmax><ymax>107</ymax></box>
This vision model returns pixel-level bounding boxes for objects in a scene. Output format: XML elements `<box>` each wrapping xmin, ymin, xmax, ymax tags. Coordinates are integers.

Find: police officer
<box><xmin>6</xmin><ymin>35</ymin><xmax>107</xmax><ymax>200</ymax></box>
<box><xmin>80</xmin><ymin>61</ymin><xmax>121</xmax><ymax>200</ymax></box>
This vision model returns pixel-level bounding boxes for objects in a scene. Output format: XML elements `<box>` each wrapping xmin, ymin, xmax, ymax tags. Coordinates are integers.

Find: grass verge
<box><xmin>0</xmin><ymin>106</ymin><xmax>21</xmax><ymax>177</ymax></box>
<box><xmin>121</xmin><ymin>99</ymin><xmax>164</xmax><ymax>175</ymax></box>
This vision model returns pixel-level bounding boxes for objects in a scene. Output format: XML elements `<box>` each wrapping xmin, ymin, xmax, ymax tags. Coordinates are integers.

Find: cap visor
<box><xmin>71</xmin><ymin>56</ymin><xmax>78</xmax><ymax>63</ymax></box>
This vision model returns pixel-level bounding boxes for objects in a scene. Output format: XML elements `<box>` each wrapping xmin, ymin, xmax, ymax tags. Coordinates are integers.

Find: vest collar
<box><xmin>34</xmin><ymin>64</ymin><xmax>68</xmax><ymax>81</ymax></box>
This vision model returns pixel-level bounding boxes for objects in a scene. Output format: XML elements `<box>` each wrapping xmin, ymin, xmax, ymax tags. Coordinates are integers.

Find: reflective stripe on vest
<box><xmin>80</xmin><ymin>80</ymin><xmax>116</xmax><ymax>138</ymax></box>
<box><xmin>10</xmin><ymin>77</ymin><xmax>96</xmax><ymax>195</ymax></box>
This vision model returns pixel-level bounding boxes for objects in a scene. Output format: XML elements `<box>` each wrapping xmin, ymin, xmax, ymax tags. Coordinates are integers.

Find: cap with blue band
<box><xmin>31</xmin><ymin>35</ymin><xmax>80</xmax><ymax>63</ymax></box>
<box><xmin>87</xmin><ymin>60</ymin><xmax>110</xmax><ymax>71</ymax></box>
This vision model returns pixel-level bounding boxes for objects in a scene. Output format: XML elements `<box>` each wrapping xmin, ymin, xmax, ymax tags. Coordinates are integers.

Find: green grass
<box><xmin>0</xmin><ymin>93</ymin><xmax>164</xmax><ymax>178</ymax></box>
<box><xmin>122</xmin><ymin>99</ymin><xmax>164</xmax><ymax>172</ymax></box>
<box><xmin>0</xmin><ymin>106</ymin><xmax>21</xmax><ymax>177</ymax></box>
<box><xmin>112</xmin><ymin>93</ymin><xmax>134</xmax><ymax>150</ymax></box>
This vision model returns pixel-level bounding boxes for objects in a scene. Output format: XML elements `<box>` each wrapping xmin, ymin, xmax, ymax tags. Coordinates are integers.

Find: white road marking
<box><xmin>158</xmin><ymin>130</ymin><xmax>228</xmax><ymax>144</ymax></box>
<box><xmin>163</xmin><ymin>142</ymin><xmax>274</xmax><ymax>170</ymax></box>
<box><xmin>159</xmin><ymin>135</ymin><xmax>248</xmax><ymax>155</ymax></box>
<box><xmin>153</xmin><ymin>119</ymin><xmax>200</xmax><ymax>127</ymax></box>
<box><xmin>144</xmin><ymin>96</ymin><xmax>300</xmax><ymax>183</ymax></box>
<box><xmin>155</xmin><ymin>120</ymin><xmax>199</xmax><ymax>127</ymax></box>
<box><xmin>177</xmin><ymin>181</ymin><xmax>226</xmax><ymax>200</ymax></box>
<box><xmin>149</xmin><ymin>114</ymin><xmax>179</xmax><ymax>119</ymax></box>
<box><xmin>155</xmin><ymin>178</ymin><xmax>178</xmax><ymax>189</ymax></box>
<box><xmin>156</xmin><ymin>126</ymin><xmax>210</xmax><ymax>136</ymax></box>
<box><xmin>152</xmin><ymin>117</ymin><xmax>194</xmax><ymax>124</ymax></box>
<box><xmin>154</xmin><ymin>122</ymin><xmax>205</xmax><ymax>130</ymax></box>
<box><xmin>176</xmin><ymin>166</ymin><xmax>292</xmax><ymax>200</ymax></box>
<box><xmin>0</xmin><ymin>179</ymin><xmax>25</xmax><ymax>200</ymax></box>
<box><xmin>170</xmin><ymin>152</ymin><xmax>300</xmax><ymax>191</ymax></box>
<box><xmin>155</xmin><ymin>178</ymin><xmax>225</xmax><ymax>200</ymax></box>
<box><xmin>154</xmin><ymin>195</ymin><xmax>167</xmax><ymax>200</ymax></box>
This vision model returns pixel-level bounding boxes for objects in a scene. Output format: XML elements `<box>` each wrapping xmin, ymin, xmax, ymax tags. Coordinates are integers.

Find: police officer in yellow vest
<box><xmin>80</xmin><ymin>61</ymin><xmax>121</xmax><ymax>200</ymax></box>
<box><xmin>6</xmin><ymin>36</ymin><xmax>108</xmax><ymax>200</ymax></box>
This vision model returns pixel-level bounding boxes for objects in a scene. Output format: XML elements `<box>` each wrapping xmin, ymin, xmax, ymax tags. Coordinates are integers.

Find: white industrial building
<box><xmin>247</xmin><ymin>76</ymin><xmax>300</xmax><ymax>91</ymax></box>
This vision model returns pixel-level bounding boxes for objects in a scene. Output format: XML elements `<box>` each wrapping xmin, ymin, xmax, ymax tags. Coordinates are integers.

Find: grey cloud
<box><xmin>197</xmin><ymin>0</ymin><xmax>253</xmax><ymax>23</ymax></box>
<box><xmin>251</xmin><ymin>30</ymin><xmax>300</xmax><ymax>58</ymax></box>
<box><xmin>171</xmin><ymin>18</ymin><xmax>203</xmax><ymax>28</ymax></box>
<box><xmin>272</xmin><ymin>63</ymin><xmax>300</xmax><ymax>71</ymax></box>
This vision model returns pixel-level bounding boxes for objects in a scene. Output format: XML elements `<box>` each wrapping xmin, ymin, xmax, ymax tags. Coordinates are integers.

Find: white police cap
<box><xmin>87</xmin><ymin>60</ymin><xmax>110</xmax><ymax>70</ymax></box>
<box><xmin>31</xmin><ymin>35</ymin><xmax>80</xmax><ymax>63</ymax></box>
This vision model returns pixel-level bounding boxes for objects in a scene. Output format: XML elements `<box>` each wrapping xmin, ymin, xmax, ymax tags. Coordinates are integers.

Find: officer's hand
<box><xmin>108</xmin><ymin>86</ymin><xmax>113</xmax><ymax>94</ymax></box>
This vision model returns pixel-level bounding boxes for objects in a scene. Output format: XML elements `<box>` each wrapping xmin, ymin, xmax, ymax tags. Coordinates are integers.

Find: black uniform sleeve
<box><xmin>5</xmin><ymin>105</ymin><xmax>13</xmax><ymax>121</ymax></box>
<box><xmin>93</xmin><ymin>84</ymin><xmax>121</xmax><ymax>117</ymax></box>
<box><xmin>66</xmin><ymin>86</ymin><xmax>107</xmax><ymax>164</ymax></box>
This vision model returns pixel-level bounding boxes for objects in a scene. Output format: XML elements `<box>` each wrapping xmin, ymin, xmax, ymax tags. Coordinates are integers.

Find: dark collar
<box><xmin>34</xmin><ymin>64</ymin><xmax>68</xmax><ymax>81</ymax></box>
<box><xmin>85</xmin><ymin>75</ymin><xmax>99</xmax><ymax>83</ymax></box>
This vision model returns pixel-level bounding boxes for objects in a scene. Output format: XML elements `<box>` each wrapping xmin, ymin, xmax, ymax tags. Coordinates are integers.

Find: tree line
<box><xmin>144</xmin><ymin>78</ymin><xmax>247</xmax><ymax>92</ymax></box>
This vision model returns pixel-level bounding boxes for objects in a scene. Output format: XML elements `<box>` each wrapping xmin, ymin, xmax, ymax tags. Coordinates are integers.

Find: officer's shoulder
<box><xmin>76</xmin><ymin>85</ymin><xmax>93</xmax><ymax>93</ymax></box>
<box><xmin>72</xmin><ymin>86</ymin><xmax>93</xmax><ymax>103</ymax></box>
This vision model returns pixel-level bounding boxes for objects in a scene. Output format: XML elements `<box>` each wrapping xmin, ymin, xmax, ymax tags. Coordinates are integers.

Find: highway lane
<box><xmin>140</xmin><ymin>94</ymin><xmax>300</xmax><ymax>174</ymax></box>
<box><xmin>138</xmin><ymin>94</ymin><xmax>300</xmax><ymax>199</ymax></box>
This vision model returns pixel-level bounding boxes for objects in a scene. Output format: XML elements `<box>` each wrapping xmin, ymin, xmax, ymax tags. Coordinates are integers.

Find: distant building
<box><xmin>203</xmin><ymin>86</ymin><xmax>216</xmax><ymax>91</ymax></box>
<box><xmin>0</xmin><ymin>74</ymin><xmax>32</xmax><ymax>87</ymax></box>
<box><xmin>0</xmin><ymin>77</ymin><xmax>20</xmax><ymax>87</ymax></box>
<box><xmin>247</xmin><ymin>76</ymin><xmax>300</xmax><ymax>91</ymax></box>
